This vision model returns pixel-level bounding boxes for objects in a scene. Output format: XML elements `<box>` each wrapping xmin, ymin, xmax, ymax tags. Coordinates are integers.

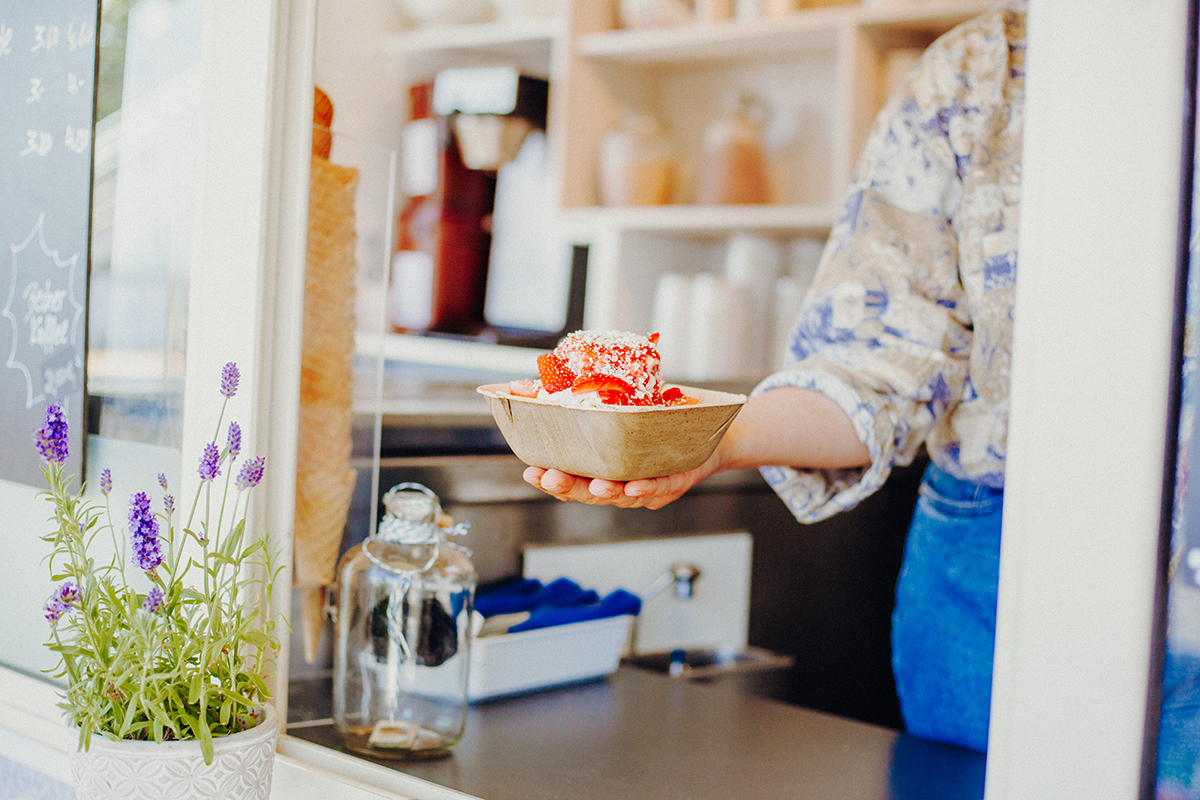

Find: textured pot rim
<box><xmin>75</xmin><ymin>704</ymin><xmax>277</xmax><ymax>756</ymax></box>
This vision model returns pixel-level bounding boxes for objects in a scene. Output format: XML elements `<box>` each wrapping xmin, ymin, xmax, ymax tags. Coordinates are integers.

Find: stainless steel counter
<box><xmin>287</xmin><ymin>668</ymin><xmax>985</xmax><ymax>800</ymax></box>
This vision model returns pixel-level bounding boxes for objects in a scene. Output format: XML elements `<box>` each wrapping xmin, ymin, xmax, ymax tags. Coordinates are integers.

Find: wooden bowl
<box><xmin>477</xmin><ymin>383</ymin><xmax>747</xmax><ymax>481</ymax></box>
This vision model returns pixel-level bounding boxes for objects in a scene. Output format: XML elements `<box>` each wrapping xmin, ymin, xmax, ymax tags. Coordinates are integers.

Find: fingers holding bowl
<box><xmin>523</xmin><ymin>465</ymin><xmax>692</xmax><ymax>509</ymax></box>
<box><xmin>524</xmin><ymin>466</ymin><xmax>630</xmax><ymax>505</ymax></box>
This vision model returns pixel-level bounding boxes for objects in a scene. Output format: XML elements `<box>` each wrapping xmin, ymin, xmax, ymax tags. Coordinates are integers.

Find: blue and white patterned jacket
<box><xmin>756</xmin><ymin>1</ymin><xmax>1026</xmax><ymax>522</ymax></box>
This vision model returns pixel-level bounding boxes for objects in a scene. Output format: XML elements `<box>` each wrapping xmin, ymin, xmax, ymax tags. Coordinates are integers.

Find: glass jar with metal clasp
<box><xmin>329</xmin><ymin>483</ymin><xmax>476</xmax><ymax>758</ymax></box>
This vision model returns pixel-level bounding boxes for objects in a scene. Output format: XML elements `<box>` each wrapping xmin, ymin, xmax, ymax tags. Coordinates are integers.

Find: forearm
<box><xmin>714</xmin><ymin>386</ymin><xmax>871</xmax><ymax>473</ymax></box>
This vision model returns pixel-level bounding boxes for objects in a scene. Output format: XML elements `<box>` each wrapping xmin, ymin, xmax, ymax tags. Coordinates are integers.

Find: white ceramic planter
<box><xmin>70</xmin><ymin>705</ymin><xmax>278</xmax><ymax>800</ymax></box>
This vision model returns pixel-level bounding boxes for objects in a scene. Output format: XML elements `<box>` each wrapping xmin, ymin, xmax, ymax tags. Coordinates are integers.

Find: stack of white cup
<box><xmin>650</xmin><ymin>233</ymin><xmax>826</xmax><ymax>382</ymax></box>
<box><xmin>686</xmin><ymin>271</ymin><xmax>749</xmax><ymax>381</ymax></box>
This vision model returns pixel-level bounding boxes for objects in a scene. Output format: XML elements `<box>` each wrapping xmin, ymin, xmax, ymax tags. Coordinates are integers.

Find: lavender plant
<box><xmin>36</xmin><ymin>362</ymin><xmax>281</xmax><ymax>765</ymax></box>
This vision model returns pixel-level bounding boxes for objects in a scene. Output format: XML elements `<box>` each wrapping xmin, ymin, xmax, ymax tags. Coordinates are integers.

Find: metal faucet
<box><xmin>641</xmin><ymin>563</ymin><xmax>702</xmax><ymax>602</ymax></box>
<box><xmin>626</xmin><ymin>563</ymin><xmax>703</xmax><ymax>658</ymax></box>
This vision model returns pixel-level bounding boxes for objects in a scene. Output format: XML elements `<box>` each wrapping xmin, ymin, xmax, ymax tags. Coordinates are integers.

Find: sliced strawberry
<box><xmin>598</xmin><ymin>389</ymin><xmax>633</xmax><ymax>406</ymax></box>
<box><xmin>648</xmin><ymin>332</ymin><xmax>660</xmax><ymax>345</ymax></box>
<box><xmin>537</xmin><ymin>353</ymin><xmax>576</xmax><ymax>393</ymax></box>
<box><xmin>508</xmin><ymin>379</ymin><xmax>540</xmax><ymax>398</ymax></box>
<box><xmin>571</xmin><ymin>374</ymin><xmax>635</xmax><ymax>397</ymax></box>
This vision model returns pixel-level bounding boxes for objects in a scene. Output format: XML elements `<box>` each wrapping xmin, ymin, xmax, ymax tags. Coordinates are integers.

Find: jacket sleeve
<box><xmin>754</xmin><ymin>60</ymin><xmax>977</xmax><ymax>523</ymax></box>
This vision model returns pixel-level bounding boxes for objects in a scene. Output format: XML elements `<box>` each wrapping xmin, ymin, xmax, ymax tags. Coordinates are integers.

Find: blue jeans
<box><xmin>893</xmin><ymin>461</ymin><xmax>1200</xmax><ymax>794</ymax></box>
<box><xmin>892</xmin><ymin>461</ymin><xmax>1002</xmax><ymax>753</ymax></box>
<box><xmin>1157</xmin><ymin>648</ymin><xmax>1200</xmax><ymax>797</ymax></box>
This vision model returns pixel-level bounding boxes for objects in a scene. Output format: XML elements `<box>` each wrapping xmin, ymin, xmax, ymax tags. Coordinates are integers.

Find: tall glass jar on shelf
<box><xmin>330</xmin><ymin>483</ymin><xmax>476</xmax><ymax>758</ymax></box>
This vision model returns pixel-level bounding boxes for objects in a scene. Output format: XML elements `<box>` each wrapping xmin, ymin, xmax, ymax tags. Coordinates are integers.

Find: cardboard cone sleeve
<box><xmin>293</xmin><ymin>110</ymin><xmax>359</xmax><ymax>664</ymax></box>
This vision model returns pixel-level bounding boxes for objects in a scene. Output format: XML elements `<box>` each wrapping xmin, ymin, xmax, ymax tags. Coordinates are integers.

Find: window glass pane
<box><xmin>87</xmin><ymin>0</ymin><xmax>200</xmax><ymax>447</ymax></box>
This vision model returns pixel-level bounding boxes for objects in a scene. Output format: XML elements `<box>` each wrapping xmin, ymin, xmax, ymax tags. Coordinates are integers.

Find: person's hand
<box><xmin>522</xmin><ymin>451</ymin><xmax>719</xmax><ymax>510</ymax></box>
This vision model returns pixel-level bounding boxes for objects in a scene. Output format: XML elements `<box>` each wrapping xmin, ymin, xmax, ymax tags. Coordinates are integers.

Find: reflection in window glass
<box><xmin>1159</xmin><ymin>31</ymin><xmax>1200</xmax><ymax>798</ymax></box>
<box><xmin>88</xmin><ymin>0</ymin><xmax>199</xmax><ymax>447</ymax></box>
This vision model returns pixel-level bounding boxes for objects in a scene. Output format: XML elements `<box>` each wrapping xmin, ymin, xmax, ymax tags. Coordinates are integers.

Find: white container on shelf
<box><xmin>723</xmin><ymin>233</ymin><xmax>783</xmax><ymax>376</ymax></box>
<box><xmin>695</xmin><ymin>92</ymin><xmax>771</xmax><ymax>205</ymax></box>
<box><xmin>687</xmin><ymin>272</ymin><xmax>749</xmax><ymax>381</ymax></box>
<box><xmin>768</xmin><ymin>275</ymin><xmax>807</xmax><ymax>371</ymax></box>
<box><xmin>787</xmin><ymin>235</ymin><xmax>824</xmax><ymax>285</ymax></box>
<box><xmin>485</xmin><ymin>131</ymin><xmax>571</xmax><ymax>333</ymax></box>
<box><xmin>598</xmin><ymin>112</ymin><xmax>677</xmax><ymax>206</ymax></box>
<box><xmin>651</xmin><ymin>271</ymin><xmax>693</xmax><ymax>379</ymax></box>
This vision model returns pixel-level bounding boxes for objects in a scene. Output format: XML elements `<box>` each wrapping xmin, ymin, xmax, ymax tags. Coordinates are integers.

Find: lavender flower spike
<box><xmin>100</xmin><ymin>468</ymin><xmax>112</xmax><ymax>496</ymax></box>
<box><xmin>33</xmin><ymin>404</ymin><xmax>68</xmax><ymax>464</ymax></box>
<box><xmin>44</xmin><ymin>580</ymin><xmax>80</xmax><ymax>623</ymax></box>
<box><xmin>235</xmin><ymin>456</ymin><xmax>266</xmax><ymax>491</ymax></box>
<box><xmin>142</xmin><ymin>587</ymin><xmax>164</xmax><ymax>614</ymax></box>
<box><xmin>157</xmin><ymin>473</ymin><xmax>168</xmax><ymax>492</ymax></box>
<box><xmin>227</xmin><ymin>421</ymin><xmax>241</xmax><ymax>461</ymax></box>
<box><xmin>43</xmin><ymin>599</ymin><xmax>65</xmax><ymax>623</ymax></box>
<box><xmin>198</xmin><ymin>442</ymin><xmax>221</xmax><ymax>482</ymax></box>
<box><xmin>128</xmin><ymin>492</ymin><xmax>163</xmax><ymax>571</ymax></box>
<box><xmin>163</xmin><ymin>494</ymin><xmax>175</xmax><ymax>516</ymax></box>
<box><xmin>220</xmin><ymin>362</ymin><xmax>239</xmax><ymax>399</ymax></box>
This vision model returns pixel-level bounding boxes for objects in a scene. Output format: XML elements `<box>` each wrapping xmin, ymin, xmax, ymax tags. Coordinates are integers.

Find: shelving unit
<box><xmin>348</xmin><ymin>0</ymin><xmax>993</xmax><ymax>379</ymax></box>
<box><xmin>382</xmin><ymin>15</ymin><xmax>561</xmax><ymax>78</ymax></box>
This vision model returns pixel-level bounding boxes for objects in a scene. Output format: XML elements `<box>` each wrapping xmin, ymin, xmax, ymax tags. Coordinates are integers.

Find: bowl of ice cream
<box><xmin>477</xmin><ymin>330</ymin><xmax>747</xmax><ymax>481</ymax></box>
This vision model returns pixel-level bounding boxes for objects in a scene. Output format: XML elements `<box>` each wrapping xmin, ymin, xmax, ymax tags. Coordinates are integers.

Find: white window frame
<box><xmin>988</xmin><ymin>1</ymin><xmax>1190</xmax><ymax>798</ymax></box>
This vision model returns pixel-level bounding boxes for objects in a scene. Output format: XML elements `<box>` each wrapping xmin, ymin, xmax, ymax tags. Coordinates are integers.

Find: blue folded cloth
<box><xmin>538</xmin><ymin>577</ymin><xmax>600</xmax><ymax>609</ymax></box>
<box><xmin>506</xmin><ymin>589</ymin><xmax>641</xmax><ymax>633</ymax></box>
<box><xmin>474</xmin><ymin>578</ymin><xmax>544</xmax><ymax>617</ymax></box>
<box><xmin>475</xmin><ymin>577</ymin><xmax>601</xmax><ymax>617</ymax></box>
<box><xmin>474</xmin><ymin>578</ymin><xmax>640</xmax><ymax>633</ymax></box>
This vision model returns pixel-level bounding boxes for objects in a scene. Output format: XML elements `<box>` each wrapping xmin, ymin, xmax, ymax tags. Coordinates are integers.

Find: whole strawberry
<box><xmin>537</xmin><ymin>353</ymin><xmax>576</xmax><ymax>393</ymax></box>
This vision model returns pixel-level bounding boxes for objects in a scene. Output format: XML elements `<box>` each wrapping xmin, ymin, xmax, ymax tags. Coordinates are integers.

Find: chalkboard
<box><xmin>0</xmin><ymin>0</ymin><xmax>98</xmax><ymax>487</ymax></box>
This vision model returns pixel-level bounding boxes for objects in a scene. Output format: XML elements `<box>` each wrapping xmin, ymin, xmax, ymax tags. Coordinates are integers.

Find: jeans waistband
<box><xmin>921</xmin><ymin>460</ymin><xmax>1005</xmax><ymax>509</ymax></box>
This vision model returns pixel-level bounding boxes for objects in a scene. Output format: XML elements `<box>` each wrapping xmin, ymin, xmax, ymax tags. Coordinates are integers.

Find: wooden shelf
<box><xmin>562</xmin><ymin>204</ymin><xmax>839</xmax><ymax>235</ymax></box>
<box><xmin>574</xmin><ymin>0</ymin><xmax>993</xmax><ymax>65</ymax></box>
<box><xmin>383</xmin><ymin>16</ymin><xmax>562</xmax><ymax>77</ymax></box>
<box><xmin>575</xmin><ymin>9</ymin><xmax>842</xmax><ymax>64</ymax></box>
<box><xmin>854</xmin><ymin>0</ymin><xmax>997</xmax><ymax>33</ymax></box>
<box><xmin>356</xmin><ymin>331</ymin><xmax>541</xmax><ymax>374</ymax></box>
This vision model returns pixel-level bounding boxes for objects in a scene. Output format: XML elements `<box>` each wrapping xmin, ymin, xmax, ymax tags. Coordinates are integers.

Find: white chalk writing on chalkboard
<box><xmin>0</xmin><ymin>26</ymin><xmax>12</xmax><ymax>57</ymax></box>
<box><xmin>64</xmin><ymin>125</ymin><xmax>88</xmax><ymax>153</ymax></box>
<box><xmin>66</xmin><ymin>21</ymin><xmax>93</xmax><ymax>52</ymax></box>
<box><xmin>21</xmin><ymin>130</ymin><xmax>53</xmax><ymax>157</ymax></box>
<box><xmin>32</xmin><ymin>25</ymin><xmax>61</xmax><ymax>53</ymax></box>
<box><xmin>4</xmin><ymin>213</ymin><xmax>83</xmax><ymax>410</ymax></box>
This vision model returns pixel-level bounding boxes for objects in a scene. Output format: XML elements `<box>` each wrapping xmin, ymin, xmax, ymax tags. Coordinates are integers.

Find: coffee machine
<box><xmin>389</xmin><ymin>67</ymin><xmax>553</xmax><ymax>338</ymax></box>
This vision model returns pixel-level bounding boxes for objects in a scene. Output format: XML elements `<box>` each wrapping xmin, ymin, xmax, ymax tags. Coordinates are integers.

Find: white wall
<box><xmin>0</xmin><ymin>479</ymin><xmax>66</xmax><ymax>677</ymax></box>
<box><xmin>0</xmin><ymin>436</ymin><xmax>181</xmax><ymax>677</ymax></box>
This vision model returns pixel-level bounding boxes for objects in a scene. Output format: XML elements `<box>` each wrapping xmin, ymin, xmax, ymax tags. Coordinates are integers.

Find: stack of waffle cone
<box><xmin>294</xmin><ymin>89</ymin><xmax>359</xmax><ymax>664</ymax></box>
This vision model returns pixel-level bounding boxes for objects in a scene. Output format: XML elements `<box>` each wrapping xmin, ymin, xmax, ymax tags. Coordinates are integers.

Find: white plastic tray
<box><xmin>468</xmin><ymin>614</ymin><xmax>634</xmax><ymax>702</ymax></box>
